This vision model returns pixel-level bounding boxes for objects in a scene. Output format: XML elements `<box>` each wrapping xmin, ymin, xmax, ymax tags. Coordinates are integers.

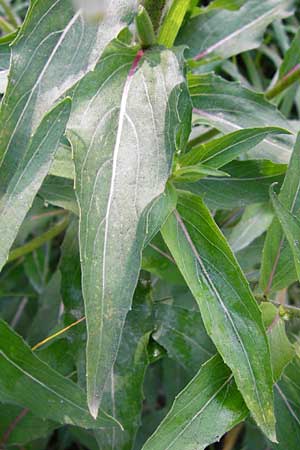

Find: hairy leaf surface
<box><xmin>67</xmin><ymin>39</ymin><xmax>190</xmax><ymax>417</ymax></box>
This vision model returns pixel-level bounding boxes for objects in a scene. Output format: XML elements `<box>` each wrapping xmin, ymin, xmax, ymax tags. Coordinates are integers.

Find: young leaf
<box><xmin>0</xmin><ymin>319</ymin><xmax>119</xmax><ymax>429</ymax></box>
<box><xmin>161</xmin><ymin>191</ymin><xmax>276</xmax><ymax>439</ymax></box>
<box><xmin>157</xmin><ymin>0</ymin><xmax>191</xmax><ymax>48</ymax></box>
<box><xmin>67</xmin><ymin>39</ymin><xmax>190</xmax><ymax>418</ymax></box>
<box><xmin>181</xmin><ymin>160</ymin><xmax>285</xmax><ymax>210</ymax></box>
<box><xmin>270</xmin><ymin>185</ymin><xmax>300</xmax><ymax>281</ymax></box>
<box><xmin>181</xmin><ymin>127</ymin><xmax>290</xmax><ymax>169</ymax></box>
<box><xmin>261</xmin><ymin>134</ymin><xmax>300</xmax><ymax>293</ymax></box>
<box><xmin>177</xmin><ymin>0</ymin><xmax>293</xmax><ymax>61</ymax></box>
<box><xmin>189</xmin><ymin>73</ymin><xmax>295</xmax><ymax>163</ymax></box>
<box><xmin>0</xmin><ymin>98</ymin><xmax>71</xmax><ymax>271</ymax></box>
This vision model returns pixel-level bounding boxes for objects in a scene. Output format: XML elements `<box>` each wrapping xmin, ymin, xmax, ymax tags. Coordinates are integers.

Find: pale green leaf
<box><xmin>177</xmin><ymin>0</ymin><xmax>293</xmax><ymax>61</ymax></box>
<box><xmin>229</xmin><ymin>203</ymin><xmax>274</xmax><ymax>253</ymax></box>
<box><xmin>189</xmin><ymin>73</ymin><xmax>296</xmax><ymax>163</ymax></box>
<box><xmin>67</xmin><ymin>39</ymin><xmax>190</xmax><ymax>418</ymax></box>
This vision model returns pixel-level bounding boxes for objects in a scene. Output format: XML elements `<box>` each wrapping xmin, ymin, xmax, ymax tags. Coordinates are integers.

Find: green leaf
<box><xmin>261</xmin><ymin>134</ymin><xmax>300</xmax><ymax>293</ymax></box>
<box><xmin>270</xmin><ymin>185</ymin><xmax>300</xmax><ymax>281</ymax></box>
<box><xmin>0</xmin><ymin>319</ymin><xmax>119</xmax><ymax>429</ymax></box>
<box><xmin>157</xmin><ymin>0</ymin><xmax>191</xmax><ymax>48</ymax></box>
<box><xmin>273</xmin><ymin>357</ymin><xmax>300</xmax><ymax>450</ymax></box>
<box><xmin>95</xmin><ymin>282</ymin><xmax>154</xmax><ymax>450</ymax></box>
<box><xmin>142</xmin><ymin>234</ymin><xmax>185</xmax><ymax>285</ymax></box>
<box><xmin>228</xmin><ymin>203</ymin><xmax>274</xmax><ymax>253</ymax></box>
<box><xmin>279</xmin><ymin>27</ymin><xmax>300</xmax><ymax>78</ymax></box>
<box><xmin>142</xmin><ymin>303</ymin><xmax>294</xmax><ymax>450</ymax></box>
<box><xmin>189</xmin><ymin>73</ymin><xmax>295</xmax><ymax>163</ymax></box>
<box><xmin>180</xmin><ymin>160</ymin><xmax>285</xmax><ymax>210</ymax></box>
<box><xmin>39</xmin><ymin>176</ymin><xmax>78</xmax><ymax>215</ymax></box>
<box><xmin>172</xmin><ymin>163</ymin><xmax>229</xmax><ymax>182</ymax></box>
<box><xmin>181</xmin><ymin>128</ymin><xmax>290</xmax><ymax>169</ymax></box>
<box><xmin>67</xmin><ymin>39</ymin><xmax>190</xmax><ymax>418</ymax></box>
<box><xmin>177</xmin><ymin>0</ymin><xmax>293</xmax><ymax>61</ymax></box>
<box><xmin>0</xmin><ymin>98</ymin><xmax>71</xmax><ymax>272</ymax></box>
<box><xmin>161</xmin><ymin>191</ymin><xmax>276</xmax><ymax>439</ymax></box>
<box><xmin>194</xmin><ymin>0</ymin><xmax>245</xmax><ymax>14</ymax></box>
<box><xmin>0</xmin><ymin>0</ymin><xmax>137</xmax><ymax>262</ymax></box>
<box><xmin>153</xmin><ymin>303</ymin><xmax>215</xmax><ymax>373</ymax></box>
<box><xmin>142</xmin><ymin>355</ymin><xmax>247</xmax><ymax>450</ymax></box>
<box><xmin>0</xmin><ymin>405</ymin><xmax>57</xmax><ymax>448</ymax></box>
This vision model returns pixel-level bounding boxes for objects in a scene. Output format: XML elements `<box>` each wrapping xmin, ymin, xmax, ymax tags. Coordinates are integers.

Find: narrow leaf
<box><xmin>161</xmin><ymin>191</ymin><xmax>276</xmax><ymax>439</ymax></box>
<box><xmin>142</xmin><ymin>304</ymin><xmax>294</xmax><ymax>450</ymax></box>
<box><xmin>0</xmin><ymin>98</ymin><xmax>71</xmax><ymax>271</ymax></box>
<box><xmin>181</xmin><ymin>127</ymin><xmax>290</xmax><ymax>169</ymax></box>
<box><xmin>67</xmin><ymin>39</ymin><xmax>190</xmax><ymax>418</ymax></box>
<box><xmin>158</xmin><ymin>0</ymin><xmax>191</xmax><ymax>48</ymax></box>
<box><xmin>261</xmin><ymin>134</ymin><xmax>300</xmax><ymax>293</ymax></box>
<box><xmin>0</xmin><ymin>319</ymin><xmax>119</xmax><ymax>429</ymax></box>
<box><xmin>177</xmin><ymin>0</ymin><xmax>293</xmax><ymax>61</ymax></box>
<box><xmin>270</xmin><ymin>185</ymin><xmax>300</xmax><ymax>281</ymax></box>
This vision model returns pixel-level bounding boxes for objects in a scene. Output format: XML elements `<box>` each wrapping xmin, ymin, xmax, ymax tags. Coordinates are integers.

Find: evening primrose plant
<box><xmin>0</xmin><ymin>0</ymin><xmax>299</xmax><ymax>449</ymax></box>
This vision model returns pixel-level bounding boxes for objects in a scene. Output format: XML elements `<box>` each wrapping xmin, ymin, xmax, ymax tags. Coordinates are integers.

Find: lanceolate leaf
<box><xmin>261</xmin><ymin>134</ymin><xmax>300</xmax><ymax>293</ymax></box>
<box><xmin>0</xmin><ymin>0</ymin><xmax>137</xmax><ymax>260</ymax></box>
<box><xmin>270</xmin><ymin>185</ymin><xmax>300</xmax><ymax>281</ymax></box>
<box><xmin>177</xmin><ymin>0</ymin><xmax>293</xmax><ymax>61</ymax></box>
<box><xmin>142</xmin><ymin>304</ymin><xmax>294</xmax><ymax>450</ymax></box>
<box><xmin>189</xmin><ymin>73</ymin><xmax>295</xmax><ymax>163</ymax></box>
<box><xmin>95</xmin><ymin>282</ymin><xmax>154</xmax><ymax>450</ymax></box>
<box><xmin>161</xmin><ymin>191</ymin><xmax>276</xmax><ymax>439</ymax></box>
<box><xmin>273</xmin><ymin>357</ymin><xmax>300</xmax><ymax>450</ymax></box>
<box><xmin>180</xmin><ymin>127</ymin><xmax>289</xmax><ymax>169</ymax></box>
<box><xmin>180</xmin><ymin>160</ymin><xmax>285</xmax><ymax>210</ymax></box>
<box><xmin>279</xmin><ymin>27</ymin><xmax>300</xmax><ymax>78</ymax></box>
<box><xmin>0</xmin><ymin>98</ymin><xmax>71</xmax><ymax>271</ymax></box>
<box><xmin>142</xmin><ymin>355</ymin><xmax>246</xmax><ymax>450</ymax></box>
<box><xmin>0</xmin><ymin>319</ymin><xmax>119</xmax><ymax>429</ymax></box>
<box><xmin>67</xmin><ymin>39</ymin><xmax>190</xmax><ymax>418</ymax></box>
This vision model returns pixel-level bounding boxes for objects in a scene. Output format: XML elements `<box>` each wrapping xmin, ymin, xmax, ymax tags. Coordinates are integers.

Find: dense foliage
<box><xmin>0</xmin><ymin>0</ymin><xmax>300</xmax><ymax>449</ymax></box>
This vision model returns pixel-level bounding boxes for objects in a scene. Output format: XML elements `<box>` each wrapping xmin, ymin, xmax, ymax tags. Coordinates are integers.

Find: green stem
<box><xmin>0</xmin><ymin>0</ymin><xmax>19</xmax><ymax>28</ymax></box>
<box><xmin>7</xmin><ymin>217</ymin><xmax>69</xmax><ymax>264</ymax></box>
<box><xmin>0</xmin><ymin>15</ymin><xmax>14</xmax><ymax>33</ymax></box>
<box><xmin>266</xmin><ymin>64</ymin><xmax>300</xmax><ymax>100</ymax></box>
<box><xmin>188</xmin><ymin>128</ymin><xmax>219</xmax><ymax>149</ymax></box>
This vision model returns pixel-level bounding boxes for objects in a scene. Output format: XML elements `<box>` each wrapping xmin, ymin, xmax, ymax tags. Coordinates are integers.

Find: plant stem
<box><xmin>266</xmin><ymin>64</ymin><xmax>300</xmax><ymax>100</ymax></box>
<box><xmin>31</xmin><ymin>316</ymin><xmax>86</xmax><ymax>351</ymax></box>
<box><xmin>0</xmin><ymin>15</ymin><xmax>14</xmax><ymax>33</ymax></box>
<box><xmin>0</xmin><ymin>0</ymin><xmax>19</xmax><ymax>28</ymax></box>
<box><xmin>7</xmin><ymin>217</ymin><xmax>69</xmax><ymax>264</ymax></box>
<box><xmin>188</xmin><ymin>128</ymin><xmax>220</xmax><ymax>148</ymax></box>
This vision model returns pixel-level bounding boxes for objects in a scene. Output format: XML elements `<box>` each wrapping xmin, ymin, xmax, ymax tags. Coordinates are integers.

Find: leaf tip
<box><xmin>88</xmin><ymin>397</ymin><xmax>100</xmax><ymax>420</ymax></box>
